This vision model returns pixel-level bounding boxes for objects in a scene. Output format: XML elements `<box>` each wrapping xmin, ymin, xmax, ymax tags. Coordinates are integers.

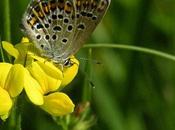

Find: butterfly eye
<box><xmin>64</xmin><ymin>58</ymin><xmax>73</xmax><ymax>67</ymax></box>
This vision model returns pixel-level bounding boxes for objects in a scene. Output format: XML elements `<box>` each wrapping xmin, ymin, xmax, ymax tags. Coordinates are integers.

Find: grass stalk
<box><xmin>84</xmin><ymin>43</ymin><xmax>175</xmax><ymax>62</ymax></box>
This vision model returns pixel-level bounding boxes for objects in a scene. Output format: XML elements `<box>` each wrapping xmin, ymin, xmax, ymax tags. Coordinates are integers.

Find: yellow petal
<box><xmin>0</xmin><ymin>87</ymin><xmax>12</xmax><ymax>117</ymax></box>
<box><xmin>24</xmin><ymin>69</ymin><xmax>44</xmax><ymax>105</ymax></box>
<box><xmin>21</xmin><ymin>37</ymin><xmax>30</xmax><ymax>43</ymax></box>
<box><xmin>61</xmin><ymin>56</ymin><xmax>79</xmax><ymax>88</ymax></box>
<box><xmin>41</xmin><ymin>92</ymin><xmax>75</xmax><ymax>116</ymax></box>
<box><xmin>15</xmin><ymin>42</ymin><xmax>35</xmax><ymax>57</ymax></box>
<box><xmin>19</xmin><ymin>37</ymin><xmax>40</xmax><ymax>55</ymax></box>
<box><xmin>14</xmin><ymin>38</ymin><xmax>38</xmax><ymax>65</ymax></box>
<box><xmin>4</xmin><ymin>64</ymin><xmax>25</xmax><ymax>97</ymax></box>
<box><xmin>37</xmin><ymin>61</ymin><xmax>63</xmax><ymax>92</ymax></box>
<box><xmin>37</xmin><ymin>61</ymin><xmax>63</xmax><ymax>80</ymax></box>
<box><xmin>28</xmin><ymin>61</ymin><xmax>62</xmax><ymax>94</ymax></box>
<box><xmin>1</xmin><ymin>113</ymin><xmax>9</xmax><ymax>121</ymax></box>
<box><xmin>14</xmin><ymin>45</ymin><xmax>34</xmax><ymax>66</ymax></box>
<box><xmin>2</xmin><ymin>41</ymin><xmax>19</xmax><ymax>59</ymax></box>
<box><xmin>30</xmin><ymin>54</ymin><xmax>45</xmax><ymax>62</ymax></box>
<box><xmin>0</xmin><ymin>63</ymin><xmax>12</xmax><ymax>89</ymax></box>
<box><xmin>27</xmin><ymin>62</ymin><xmax>49</xmax><ymax>93</ymax></box>
<box><xmin>45</xmin><ymin>75</ymin><xmax>62</xmax><ymax>93</ymax></box>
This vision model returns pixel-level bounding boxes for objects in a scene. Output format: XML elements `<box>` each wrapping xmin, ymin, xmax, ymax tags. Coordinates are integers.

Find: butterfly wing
<box><xmin>61</xmin><ymin>0</ymin><xmax>111</xmax><ymax>59</ymax></box>
<box><xmin>21</xmin><ymin>0</ymin><xmax>77</xmax><ymax>59</ymax></box>
<box><xmin>22</xmin><ymin>0</ymin><xmax>110</xmax><ymax>61</ymax></box>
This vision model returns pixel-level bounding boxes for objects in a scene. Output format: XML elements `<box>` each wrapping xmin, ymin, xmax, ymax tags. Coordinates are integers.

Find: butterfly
<box><xmin>21</xmin><ymin>0</ymin><xmax>111</xmax><ymax>66</ymax></box>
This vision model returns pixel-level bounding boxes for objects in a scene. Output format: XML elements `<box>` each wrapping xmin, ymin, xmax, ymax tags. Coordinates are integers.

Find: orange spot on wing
<box><xmin>64</xmin><ymin>3</ymin><xmax>72</xmax><ymax>14</ymax></box>
<box><xmin>30</xmin><ymin>17</ymin><xmax>37</xmax><ymax>26</ymax></box>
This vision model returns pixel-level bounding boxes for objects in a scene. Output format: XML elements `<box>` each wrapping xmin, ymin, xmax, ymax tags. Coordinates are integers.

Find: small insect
<box><xmin>21</xmin><ymin>0</ymin><xmax>111</xmax><ymax>67</ymax></box>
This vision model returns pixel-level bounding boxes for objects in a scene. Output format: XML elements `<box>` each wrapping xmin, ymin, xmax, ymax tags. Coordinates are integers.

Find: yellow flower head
<box><xmin>0</xmin><ymin>63</ymin><xmax>25</xmax><ymax>120</ymax></box>
<box><xmin>2</xmin><ymin>37</ymin><xmax>79</xmax><ymax>116</ymax></box>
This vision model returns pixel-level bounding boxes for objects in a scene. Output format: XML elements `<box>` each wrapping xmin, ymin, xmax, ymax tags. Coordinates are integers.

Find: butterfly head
<box><xmin>51</xmin><ymin>56</ymin><xmax>73</xmax><ymax>67</ymax></box>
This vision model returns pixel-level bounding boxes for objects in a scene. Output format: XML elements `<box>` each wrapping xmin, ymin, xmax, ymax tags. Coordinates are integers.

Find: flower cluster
<box><xmin>0</xmin><ymin>37</ymin><xmax>79</xmax><ymax>120</ymax></box>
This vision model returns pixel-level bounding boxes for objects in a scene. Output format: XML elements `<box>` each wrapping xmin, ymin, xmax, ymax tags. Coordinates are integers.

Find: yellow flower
<box><xmin>61</xmin><ymin>56</ymin><xmax>79</xmax><ymax>88</ymax></box>
<box><xmin>0</xmin><ymin>63</ymin><xmax>25</xmax><ymax>120</ymax></box>
<box><xmin>2</xmin><ymin>37</ymin><xmax>79</xmax><ymax>116</ymax></box>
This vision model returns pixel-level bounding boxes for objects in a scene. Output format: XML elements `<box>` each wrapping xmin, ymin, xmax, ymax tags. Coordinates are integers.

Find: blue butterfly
<box><xmin>21</xmin><ymin>0</ymin><xmax>110</xmax><ymax>66</ymax></box>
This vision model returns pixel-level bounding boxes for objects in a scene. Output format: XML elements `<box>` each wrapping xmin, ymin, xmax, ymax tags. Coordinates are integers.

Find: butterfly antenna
<box><xmin>79</xmin><ymin>57</ymin><xmax>102</xmax><ymax>65</ymax></box>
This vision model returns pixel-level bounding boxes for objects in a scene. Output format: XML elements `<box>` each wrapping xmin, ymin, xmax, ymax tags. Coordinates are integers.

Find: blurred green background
<box><xmin>0</xmin><ymin>0</ymin><xmax>175</xmax><ymax>130</ymax></box>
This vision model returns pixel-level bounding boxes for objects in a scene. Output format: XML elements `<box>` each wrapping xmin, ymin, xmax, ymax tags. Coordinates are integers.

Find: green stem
<box><xmin>8</xmin><ymin>99</ymin><xmax>21</xmax><ymax>130</ymax></box>
<box><xmin>3</xmin><ymin>0</ymin><xmax>12</xmax><ymax>63</ymax></box>
<box><xmin>82</xmin><ymin>49</ymin><xmax>93</xmax><ymax>101</ymax></box>
<box><xmin>52</xmin><ymin>117</ymin><xmax>68</xmax><ymax>130</ymax></box>
<box><xmin>3</xmin><ymin>0</ymin><xmax>11</xmax><ymax>41</ymax></box>
<box><xmin>0</xmin><ymin>38</ymin><xmax>5</xmax><ymax>62</ymax></box>
<box><xmin>84</xmin><ymin>44</ymin><xmax>175</xmax><ymax>62</ymax></box>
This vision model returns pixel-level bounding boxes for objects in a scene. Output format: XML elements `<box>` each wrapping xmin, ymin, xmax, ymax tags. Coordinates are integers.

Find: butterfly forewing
<box><xmin>22</xmin><ymin>0</ymin><xmax>51</xmax><ymax>56</ymax></box>
<box><xmin>22</xmin><ymin>0</ymin><xmax>110</xmax><ymax>63</ymax></box>
<box><xmin>63</xmin><ymin>0</ymin><xmax>111</xmax><ymax>59</ymax></box>
<box><xmin>22</xmin><ymin>0</ymin><xmax>77</xmax><ymax>59</ymax></box>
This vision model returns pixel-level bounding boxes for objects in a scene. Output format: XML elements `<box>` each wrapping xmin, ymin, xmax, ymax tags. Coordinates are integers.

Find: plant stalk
<box><xmin>3</xmin><ymin>0</ymin><xmax>11</xmax><ymax>41</ymax></box>
<box><xmin>84</xmin><ymin>43</ymin><xmax>175</xmax><ymax>62</ymax></box>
